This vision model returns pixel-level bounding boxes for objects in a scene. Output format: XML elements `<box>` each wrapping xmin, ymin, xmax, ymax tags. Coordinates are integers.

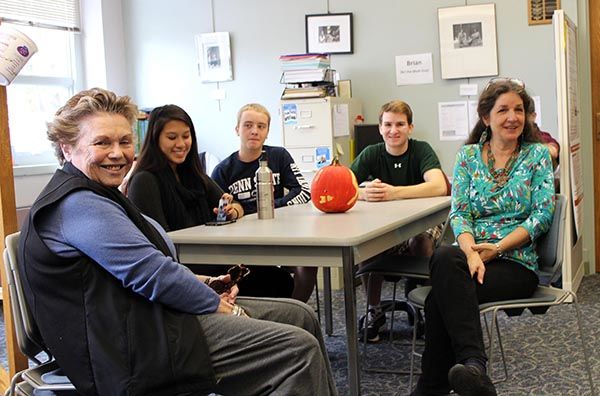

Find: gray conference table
<box><xmin>168</xmin><ymin>196</ymin><xmax>451</xmax><ymax>396</ymax></box>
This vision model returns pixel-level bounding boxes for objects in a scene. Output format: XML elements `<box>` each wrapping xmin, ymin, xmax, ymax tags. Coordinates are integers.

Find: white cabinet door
<box><xmin>282</xmin><ymin>99</ymin><xmax>332</xmax><ymax>148</ymax></box>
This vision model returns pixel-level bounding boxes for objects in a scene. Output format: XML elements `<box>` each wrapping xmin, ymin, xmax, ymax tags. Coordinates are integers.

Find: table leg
<box><xmin>342</xmin><ymin>247</ymin><xmax>360</xmax><ymax>396</ymax></box>
<box><xmin>323</xmin><ymin>267</ymin><xmax>333</xmax><ymax>335</ymax></box>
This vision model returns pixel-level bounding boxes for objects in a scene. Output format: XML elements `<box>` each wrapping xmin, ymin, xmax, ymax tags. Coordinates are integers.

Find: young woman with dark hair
<box><xmin>128</xmin><ymin>104</ymin><xmax>295</xmax><ymax>297</ymax></box>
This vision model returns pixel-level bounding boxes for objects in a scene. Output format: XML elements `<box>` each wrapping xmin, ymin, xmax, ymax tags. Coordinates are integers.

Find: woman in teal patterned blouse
<box><xmin>411</xmin><ymin>79</ymin><xmax>555</xmax><ymax>396</ymax></box>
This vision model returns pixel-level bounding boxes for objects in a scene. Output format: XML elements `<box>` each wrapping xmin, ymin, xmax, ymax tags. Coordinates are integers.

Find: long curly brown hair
<box><xmin>465</xmin><ymin>80</ymin><xmax>541</xmax><ymax>145</ymax></box>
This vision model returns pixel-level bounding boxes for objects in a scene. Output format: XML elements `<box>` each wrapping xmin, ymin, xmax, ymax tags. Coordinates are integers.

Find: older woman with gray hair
<box><xmin>18</xmin><ymin>87</ymin><xmax>337</xmax><ymax>396</ymax></box>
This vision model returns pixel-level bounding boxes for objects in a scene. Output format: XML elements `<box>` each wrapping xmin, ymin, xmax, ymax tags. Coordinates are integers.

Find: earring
<box><xmin>479</xmin><ymin>126</ymin><xmax>490</xmax><ymax>144</ymax></box>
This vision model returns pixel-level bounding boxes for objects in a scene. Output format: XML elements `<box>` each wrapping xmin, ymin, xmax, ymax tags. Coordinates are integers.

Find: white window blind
<box><xmin>0</xmin><ymin>0</ymin><xmax>80</xmax><ymax>31</ymax></box>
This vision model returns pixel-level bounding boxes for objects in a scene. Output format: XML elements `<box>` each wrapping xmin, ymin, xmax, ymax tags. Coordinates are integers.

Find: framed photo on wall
<box><xmin>195</xmin><ymin>32</ymin><xmax>233</xmax><ymax>83</ymax></box>
<box><xmin>305</xmin><ymin>13</ymin><xmax>353</xmax><ymax>54</ymax></box>
<box><xmin>528</xmin><ymin>0</ymin><xmax>561</xmax><ymax>25</ymax></box>
<box><xmin>438</xmin><ymin>4</ymin><xmax>498</xmax><ymax>79</ymax></box>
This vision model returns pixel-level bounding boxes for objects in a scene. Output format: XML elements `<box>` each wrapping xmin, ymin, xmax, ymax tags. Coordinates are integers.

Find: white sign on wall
<box><xmin>395</xmin><ymin>53</ymin><xmax>433</xmax><ymax>86</ymax></box>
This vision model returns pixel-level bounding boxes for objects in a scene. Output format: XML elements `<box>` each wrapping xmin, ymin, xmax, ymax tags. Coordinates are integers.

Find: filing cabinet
<box><xmin>281</xmin><ymin>97</ymin><xmax>362</xmax><ymax>178</ymax></box>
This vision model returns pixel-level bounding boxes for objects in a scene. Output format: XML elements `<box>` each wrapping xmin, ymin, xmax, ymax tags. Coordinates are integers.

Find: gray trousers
<box><xmin>197</xmin><ymin>297</ymin><xmax>338</xmax><ymax>396</ymax></box>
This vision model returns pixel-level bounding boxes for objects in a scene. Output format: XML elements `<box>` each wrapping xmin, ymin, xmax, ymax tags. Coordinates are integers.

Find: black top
<box><xmin>128</xmin><ymin>169</ymin><xmax>224</xmax><ymax>231</ymax></box>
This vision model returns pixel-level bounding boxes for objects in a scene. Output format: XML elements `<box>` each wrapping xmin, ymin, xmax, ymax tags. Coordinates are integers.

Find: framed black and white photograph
<box><xmin>438</xmin><ymin>4</ymin><xmax>498</xmax><ymax>79</ymax></box>
<box><xmin>195</xmin><ymin>32</ymin><xmax>233</xmax><ymax>83</ymax></box>
<box><xmin>305</xmin><ymin>13</ymin><xmax>353</xmax><ymax>54</ymax></box>
<box><xmin>453</xmin><ymin>22</ymin><xmax>483</xmax><ymax>48</ymax></box>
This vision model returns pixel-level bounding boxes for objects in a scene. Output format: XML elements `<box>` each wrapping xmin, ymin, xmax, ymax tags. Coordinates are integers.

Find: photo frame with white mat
<box><xmin>438</xmin><ymin>3</ymin><xmax>498</xmax><ymax>79</ymax></box>
<box><xmin>195</xmin><ymin>32</ymin><xmax>233</xmax><ymax>83</ymax></box>
<box><xmin>305</xmin><ymin>13</ymin><xmax>353</xmax><ymax>54</ymax></box>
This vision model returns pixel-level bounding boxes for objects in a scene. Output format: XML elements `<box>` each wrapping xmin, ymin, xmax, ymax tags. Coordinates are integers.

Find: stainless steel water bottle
<box><xmin>256</xmin><ymin>150</ymin><xmax>275</xmax><ymax>219</ymax></box>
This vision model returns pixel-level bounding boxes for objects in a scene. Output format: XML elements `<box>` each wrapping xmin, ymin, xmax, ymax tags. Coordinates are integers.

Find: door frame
<box><xmin>591</xmin><ymin>0</ymin><xmax>600</xmax><ymax>271</ymax></box>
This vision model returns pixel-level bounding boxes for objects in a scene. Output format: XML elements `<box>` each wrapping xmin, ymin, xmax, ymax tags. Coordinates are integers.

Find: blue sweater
<box><xmin>37</xmin><ymin>189</ymin><xmax>221</xmax><ymax>314</ymax></box>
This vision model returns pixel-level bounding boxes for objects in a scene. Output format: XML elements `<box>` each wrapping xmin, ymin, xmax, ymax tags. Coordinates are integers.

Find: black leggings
<box><xmin>416</xmin><ymin>245</ymin><xmax>538</xmax><ymax>395</ymax></box>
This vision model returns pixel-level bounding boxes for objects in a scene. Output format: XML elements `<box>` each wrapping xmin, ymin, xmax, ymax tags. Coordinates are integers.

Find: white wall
<box><xmin>81</xmin><ymin>0</ymin><xmax>128</xmax><ymax>95</ymax></box>
<box><xmin>121</xmin><ymin>0</ymin><xmax>564</xmax><ymax>174</ymax></box>
<box><xmin>118</xmin><ymin>0</ymin><xmax>596</xmax><ymax>272</ymax></box>
<box><xmin>14</xmin><ymin>0</ymin><xmax>595</xmax><ymax>269</ymax></box>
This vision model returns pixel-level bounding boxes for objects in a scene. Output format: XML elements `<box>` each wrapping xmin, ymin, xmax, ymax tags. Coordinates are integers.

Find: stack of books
<box><xmin>280</xmin><ymin>53</ymin><xmax>330</xmax><ymax>71</ymax></box>
<box><xmin>135</xmin><ymin>109</ymin><xmax>152</xmax><ymax>154</ymax></box>
<box><xmin>279</xmin><ymin>54</ymin><xmax>335</xmax><ymax>99</ymax></box>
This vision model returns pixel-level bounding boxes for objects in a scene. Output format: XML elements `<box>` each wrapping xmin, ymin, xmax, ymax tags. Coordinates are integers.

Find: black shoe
<box><xmin>448</xmin><ymin>363</ymin><xmax>497</xmax><ymax>396</ymax></box>
<box><xmin>358</xmin><ymin>308</ymin><xmax>386</xmax><ymax>343</ymax></box>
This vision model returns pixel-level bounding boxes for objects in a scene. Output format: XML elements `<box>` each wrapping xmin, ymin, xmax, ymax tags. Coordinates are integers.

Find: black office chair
<box><xmin>355</xmin><ymin>219</ymin><xmax>454</xmax><ymax>373</ymax></box>
<box><xmin>355</xmin><ymin>170</ymin><xmax>452</xmax><ymax>373</ymax></box>
<box><xmin>353</xmin><ymin>124</ymin><xmax>383</xmax><ymax>158</ymax></box>
<box><xmin>3</xmin><ymin>232</ymin><xmax>78</xmax><ymax>396</ymax></box>
<box><xmin>407</xmin><ymin>194</ymin><xmax>595</xmax><ymax>393</ymax></box>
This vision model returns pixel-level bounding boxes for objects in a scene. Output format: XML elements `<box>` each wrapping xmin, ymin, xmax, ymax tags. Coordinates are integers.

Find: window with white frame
<box><xmin>0</xmin><ymin>0</ymin><xmax>82</xmax><ymax>173</ymax></box>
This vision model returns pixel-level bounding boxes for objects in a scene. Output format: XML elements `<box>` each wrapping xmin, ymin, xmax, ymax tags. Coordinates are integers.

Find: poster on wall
<box><xmin>195</xmin><ymin>32</ymin><xmax>233</xmax><ymax>83</ymax></box>
<box><xmin>438</xmin><ymin>4</ymin><xmax>498</xmax><ymax>79</ymax></box>
<box><xmin>565</xmin><ymin>15</ymin><xmax>583</xmax><ymax>240</ymax></box>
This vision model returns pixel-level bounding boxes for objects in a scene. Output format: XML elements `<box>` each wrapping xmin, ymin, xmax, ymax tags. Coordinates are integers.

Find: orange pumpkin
<box><xmin>311</xmin><ymin>158</ymin><xmax>359</xmax><ymax>213</ymax></box>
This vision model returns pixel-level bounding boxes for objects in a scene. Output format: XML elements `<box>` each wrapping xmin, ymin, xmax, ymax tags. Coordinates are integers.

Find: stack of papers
<box><xmin>281</xmin><ymin>86</ymin><xmax>329</xmax><ymax>99</ymax></box>
<box><xmin>279</xmin><ymin>53</ymin><xmax>335</xmax><ymax>99</ymax></box>
<box><xmin>280</xmin><ymin>69</ymin><xmax>334</xmax><ymax>84</ymax></box>
<box><xmin>279</xmin><ymin>53</ymin><xmax>330</xmax><ymax>71</ymax></box>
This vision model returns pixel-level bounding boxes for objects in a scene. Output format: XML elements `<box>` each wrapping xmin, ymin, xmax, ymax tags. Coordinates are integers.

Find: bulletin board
<box><xmin>553</xmin><ymin>9</ymin><xmax>584</xmax><ymax>293</ymax></box>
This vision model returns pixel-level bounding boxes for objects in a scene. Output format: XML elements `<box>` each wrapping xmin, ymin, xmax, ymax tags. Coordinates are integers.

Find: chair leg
<box><xmin>7</xmin><ymin>369</ymin><xmax>26</xmax><ymax>396</ymax></box>
<box><xmin>362</xmin><ymin>274</ymin><xmax>371</xmax><ymax>360</ymax></box>
<box><xmin>491</xmin><ymin>311</ymin><xmax>508</xmax><ymax>383</ymax></box>
<box><xmin>389</xmin><ymin>281</ymin><xmax>397</xmax><ymax>343</ymax></box>
<box><xmin>361</xmin><ymin>275</ymin><xmax>418</xmax><ymax>375</ymax></box>
<box><xmin>323</xmin><ymin>267</ymin><xmax>333</xmax><ymax>336</ymax></box>
<box><xmin>486</xmin><ymin>310</ymin><xmax>496</xmax><ymax>380</ymax></box>
<box><xmin>480</xmin><ymin>308</ymin><xmax>508</xmax><ymax>385</ymax></box>
<box><xmin>482</xmin><ymin>313</ymin><xmax>491</xmax><ymax>350</ymax></box>
<box><xmin>314</xmin><ymin>281</ymin><xmax>321</xmax><ymax>324</ymax></box>
<box><xmin>408</xmin><ymin>305</ymin><xmax>418</xmax><ymax>391</ymax></box>
<box><xmin>570</xmin><ymin>292</ymin><xmax>597</xmax><ymax>395</ymax></box>
<box><xmin>409</xmin><ymin>302</ymin><xmax>424</xmax><ymax>390</ymax></box>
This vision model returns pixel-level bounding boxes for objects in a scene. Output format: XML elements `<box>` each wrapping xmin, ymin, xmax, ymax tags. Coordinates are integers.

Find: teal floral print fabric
<box><xmin>450</xmin><ymin>142</ymin><xmax>555</xmax><ymax>271</ymax></box>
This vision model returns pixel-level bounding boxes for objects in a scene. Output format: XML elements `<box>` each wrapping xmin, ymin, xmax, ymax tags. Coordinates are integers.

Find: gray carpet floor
<box><xmin>317</xmin><ymin>274</ymin><xmax>600</xmax><ymax>396</ymax></box>
<box><xmin>2</xmin><ymin>275</ymin><xmax>600</xmax><ymax>395</ymax></box>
